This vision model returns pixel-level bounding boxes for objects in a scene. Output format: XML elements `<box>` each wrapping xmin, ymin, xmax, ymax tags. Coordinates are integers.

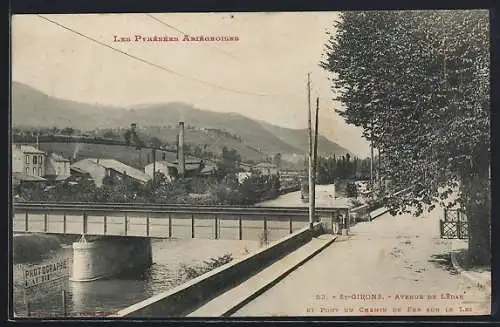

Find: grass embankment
<box><xmin>13</xmin><ymin>234</ymin><xmax>61</xmax><ymax>263</ymax></box>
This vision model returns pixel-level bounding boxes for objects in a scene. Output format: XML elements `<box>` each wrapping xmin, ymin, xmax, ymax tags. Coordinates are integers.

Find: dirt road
<box><xmin>233</xmin><ymin>207</ymin><xmax>491</xmax><ymax>317</ymax></box>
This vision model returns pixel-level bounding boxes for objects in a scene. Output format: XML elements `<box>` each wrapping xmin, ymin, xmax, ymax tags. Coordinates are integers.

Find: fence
<box><xmin>440</xmin><ymin>208</ymin><xmax>468</xmax><ymax>239</ymax></box>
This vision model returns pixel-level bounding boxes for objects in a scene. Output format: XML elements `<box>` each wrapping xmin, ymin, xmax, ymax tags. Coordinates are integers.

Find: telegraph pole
<box><xmin>313</xmin><ymin>97</ymin><xmax>320</xmax><ymax>224</ymax></box>
<box><xmin>307</xmin><ymin>73</ymin><xmax>314</xmax><ymax>230</ymax></box>
<box><xmin>370</xmin><ymin>137</ymin><xmax>374</xmax><ymax>190</ymax></box>
<box><xmin>377</xmin><ymin>147</ymin><xmax>381</xmax><ymax>189</ymax></box>
<box><xmin>152</xmin><ymin>148</ymin><xmax>156</xmax><ymax>184</ymax></box>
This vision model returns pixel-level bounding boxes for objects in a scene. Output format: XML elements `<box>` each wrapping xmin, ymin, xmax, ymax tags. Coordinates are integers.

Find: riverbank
<box><xmin>256</xmin><ymin>184</ymin><xmax>351</xmax><ymax>208</ymax></box>
<box><xmin>13</xmin><ymin>234</ymin><xmax>61</xmax><ymax>263</ymax></box>
<box><xmin>14</xmin><ymin>238</ymin><xmax>260</xmax><ymax>317</ymax></box>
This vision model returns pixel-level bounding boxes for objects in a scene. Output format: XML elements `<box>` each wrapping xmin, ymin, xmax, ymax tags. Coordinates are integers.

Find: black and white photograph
<box><xmin>10</xmin><ymin>10</ymin><xmax>491</xmax><ymax>318</ymax></box>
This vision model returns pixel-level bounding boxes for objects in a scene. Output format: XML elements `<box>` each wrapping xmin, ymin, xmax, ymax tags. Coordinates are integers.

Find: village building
<box><xmin>144</xmin><ymin>160</ymin><xmax>176</xmax><ymax>181</ymax></box>
<box><xmin>44</xmin><ymin>152</ymin><xmax>71</xmax><ymax>182</ymax></box>
<box><xmin>253</xmin><ymin>162</ymin><xmax>279</xmax><ymax>176</ymax></box>
<box><xmin>12</xmin><ymin>144</ymin><xmax>46</xmax><ymax>178</ymax></box>
<box><xmin>69</xmin><ymin>165</ymin><xmax>94</xmax><ymax>184</ymax></box>
<box><xmin>237</xmin><ymin>172</ymin><xmax>252</xmax><ymax>184</ymax></box>
<box><xmin>12</xmin><ymin>172</ymin><xmax>48</xmax><ymax>187</ymax></box>
<box><xmin>71</xmin><ymin>158</ymin><xmax>151</xmax><ymax>187</ymax></box>
<box><xmin>144</xmin><ymin>159</ymin><xmax>215</xmax><ymax>180</ymax></box>
<box><xmin>199</xmin><ymin>162</ymin><xmax>217</xmax><ymax>177</ymax></box>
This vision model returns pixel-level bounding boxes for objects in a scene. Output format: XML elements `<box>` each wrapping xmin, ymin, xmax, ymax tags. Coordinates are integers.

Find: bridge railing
<box><xmin>12</xmin><ymin>202</ymin><xmax>349</xmax><ymax>242</ymax></box>
<box><xmin>349</xmin><ymin>204</ymin><xmax>370</xmax><ymax>223</ymax></box>
<box><xmin>347</xmin><ymin>187</ymin><xmax>413</xmax><ymax>224</ymax></box>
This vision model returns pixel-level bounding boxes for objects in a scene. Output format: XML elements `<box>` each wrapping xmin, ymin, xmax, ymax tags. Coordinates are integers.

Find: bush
<box><xmin>346</xmin><ymin>182</ymin><xmax>358</xmax><ymax>198</ymax></box>
<box><xmin>178</xmin><ymin>253</ymin><xmax>234</xmax><ymax>280</ymax></box>
<box><xmin>13</xmin><ymin>234</ymin><xmax>61</xmax><ymax>263</ymax></box>
<box><xmin>349</xmin><ymin>198</ymin><xmax>364</xmax><ymax>207</ymax></box>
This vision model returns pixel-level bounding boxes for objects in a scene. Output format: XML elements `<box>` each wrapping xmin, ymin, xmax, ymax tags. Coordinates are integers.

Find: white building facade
<box><xmin>12</xmin><ymin>144</ymin><xmax>46</xmax><ymax>177</ymax></box>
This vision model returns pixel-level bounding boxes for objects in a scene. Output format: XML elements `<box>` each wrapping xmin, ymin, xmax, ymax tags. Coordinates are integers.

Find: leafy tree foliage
<box><xmin>215</xmin><ymin>146</ymin><xmax>242</xmax><ymax>180</ymax></box>
<box><xmin>149</xmin><ymin>136</ymin><xmax>163</xmax><ymax>148</ymax></box>
<box><xmin>60</xmin><ymin>127</ymin><xmax>75</xmax><ymax>135</ymax></box>
<box><xmin>321</xmin><ymin>10</ymin><xmax>490</xmax><ymax>264</ymax></box>
<box><xmin>272</xmin><ymin>153</ymin><xmax>282</xmax><ymax>169</ymax></box>
<box><xmin>346</xmin><ymin>182</ymin><xmax>358</xmax><ymax>198</ymax></box>
<box><xmin>316</xmin><ymin>155</ymin><xmax>371</xmax><ymax>184</ymax></box>
<box><xmin>237</xmin><ymin>172</ymin><xmax>281</xmax><ymax>205</ymax></box>
<box><xmin>16</xmin><ymin>169</ymin><xmax>282</xmax><ymax>206</ymax></box>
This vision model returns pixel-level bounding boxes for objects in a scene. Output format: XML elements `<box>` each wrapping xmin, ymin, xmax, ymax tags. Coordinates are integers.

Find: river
<box><xmin>13</xmin><ymin>185</ymin><xmax>349</xmax><ymax>318</ymax></box>
<box><xmin>13</xmin><ymin>238</ymin><xmax>259</xmax><ymax>317</ymax></box>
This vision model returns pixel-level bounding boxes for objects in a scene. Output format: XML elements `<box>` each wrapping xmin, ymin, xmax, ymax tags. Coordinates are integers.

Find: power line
<box><xmin>144</xmin><ymin>13</ymin><xmax>304</xmax><ymax>98</ymax></box>
<box><xmin>36</xmin><ymin>14</ymin><xmax>282</xmax><ymax>97</ymax></box>
<box><xmin>145</xmin><ymin>13</ymin><xmax>185</xmax><ymax>35</ymax></box>
<box><xmin>145</xmin><ymin>13</ymin><xmax>240</xmax><ymax>60</ymax></box>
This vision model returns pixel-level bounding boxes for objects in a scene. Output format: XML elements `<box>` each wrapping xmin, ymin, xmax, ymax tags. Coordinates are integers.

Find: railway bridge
<box><xmin>12</xmin><ymin>202</ymin><xmax>358</xmax><ymax>283</ymax></box>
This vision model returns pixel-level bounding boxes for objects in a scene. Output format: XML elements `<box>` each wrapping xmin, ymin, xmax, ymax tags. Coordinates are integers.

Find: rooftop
<box><xmin>95</xmin><ymin>159</ymin><xmax>151</xmax><ymax>183</ymax></box>
<box><xmin>146</xmin><ymin>160</ymin><xmax>205</xmax><ymax>172</ymax></box>
<box><xmin>70</xmin><ymin>166</ymin><xmax>89</xmax><ymax>175</ymax></box>
<box><xmin>12</xmin><ymin>172</ymin><xmax>47</xmax><ymax>182</ymax></box>
<box><xmin>200</xmin><ymin>163</ymin><xmax>217</xmax><ymax>174</ymax></box>
<box><xmin>154</xmin><ymin>151</ymin><xmax>201</xmax><ymax>163</ymax></box>
<box><xmin>71</xmin><ymin>158</ymin><xmax>151</xmax><ymax>184</ymax></box>
<box><xmin>255</xmin><ymin>162</ymin><xmax>278</xmax><ymax>169</ymax></box>
<box><xmin>12</xmin><ymin>144</ymin><xmax>45</xmax><ymax>154</ymax></box>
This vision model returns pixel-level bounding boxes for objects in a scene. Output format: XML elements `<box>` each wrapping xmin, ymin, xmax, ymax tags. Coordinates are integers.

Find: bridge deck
<box><xmin>12</xmin><ymin>203</ymin><xmax>349</xmax><ymax>241</ymax></box>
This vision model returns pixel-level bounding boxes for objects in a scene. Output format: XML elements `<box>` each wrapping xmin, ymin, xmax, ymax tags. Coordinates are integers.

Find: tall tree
<box><xmin>273</xmin><ymin>153</ymin><xmax>282</xmax><ymax>169</ymax></box>
<box><xmin>149</xmin><ymin>136</ymin><xmax>163</xmax><ymax>148</ymax></box>
<box><xmin>321</xmin><ymin>10</ymin><xmax>490</xmax><ymax>264</ymax></box>
<box><xmin>216</xmin><ymin>146</ymin><xmax>241</xmax><ymax>180</ymax></box>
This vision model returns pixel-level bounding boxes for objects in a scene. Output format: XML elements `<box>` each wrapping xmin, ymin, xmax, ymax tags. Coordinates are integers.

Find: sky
<box><xmin>11</xmin><ymin>12</ymin><xmax>371</xmax><ymax>157</ymax></box>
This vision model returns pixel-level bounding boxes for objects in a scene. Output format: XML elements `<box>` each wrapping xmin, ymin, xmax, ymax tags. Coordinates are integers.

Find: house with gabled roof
<box><xmin>71</xmin><ymin>158</ymin><xmax>151</xmax><ymax>187</ymax></box>
<box><xmin>44</xmin><ymin>152</ymin><xmax>71</xmax><ymax>182</ymax></box>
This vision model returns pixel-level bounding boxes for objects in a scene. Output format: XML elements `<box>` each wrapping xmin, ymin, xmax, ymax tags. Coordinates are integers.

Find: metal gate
<box><xmin>440</xmin><ymin>208</ymin><xmax>468</xmax><ymax>239</ymax></box>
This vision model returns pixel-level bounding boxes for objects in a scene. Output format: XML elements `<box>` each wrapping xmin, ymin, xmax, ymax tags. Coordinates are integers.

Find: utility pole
<box><xmin>377</xmin><ymin>148</ymin><xmax>381</xmax><ymax>189</ymax></box>
<box><xmin>370</xmin><ymin>137</ymin><xmax>374</xmax><ymax>190</ymax></box>
<box><xmin>313</xmin><ymin>97</ymin><xmax>320</xmax><ymax>223</ymax></box>
<box><xmin>152</xmin><ymin>148</ymin><xmax>156</xmax><ymax>184</ymax></box>
<box><xmin>307</xmin><ymin>73</ymin><xmax>314</xmax><ymax>230</ymax></box>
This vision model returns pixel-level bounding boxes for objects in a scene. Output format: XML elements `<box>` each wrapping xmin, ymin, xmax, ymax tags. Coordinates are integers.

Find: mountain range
<box><xmin>12</xmin><ymin>81</ymin><xmax>352</xmax><ymax>162</ymax></box>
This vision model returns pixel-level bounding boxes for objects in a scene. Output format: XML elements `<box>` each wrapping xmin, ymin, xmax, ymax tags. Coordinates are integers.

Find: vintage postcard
<box><xmin>10</xmin><ymin>11</ymin><xmax>491</xmax><ymax>319</ymax></box>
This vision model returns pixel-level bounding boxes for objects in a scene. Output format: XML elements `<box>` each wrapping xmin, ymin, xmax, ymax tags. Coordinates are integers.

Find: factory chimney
<box><xmin>177</xmin><ymin>121</ymin><xmax>185</xmax><ymax>177</ymax></box>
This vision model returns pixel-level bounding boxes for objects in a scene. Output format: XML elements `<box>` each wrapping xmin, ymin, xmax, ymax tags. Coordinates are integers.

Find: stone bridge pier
<box><xmin>71</xmin><ymin>236</ymin><xmax>153</xmax><ymax>282</ymax></box>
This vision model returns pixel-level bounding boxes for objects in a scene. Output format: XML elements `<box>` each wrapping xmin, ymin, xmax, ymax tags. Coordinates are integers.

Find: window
<box><xmin>33</xmin><ymin>156</ymin><xmax>37</xmax><ymax>165</ymax></box>
<box><xmin>39</xmin><ymin>168</ymin><xmax>42</xmax><ymax>176</ymax></box>
<box><xmin>25</xmin><ymin>155</ymin><xmax>29</xmax><ymax>164</ymax></box>
<box><xmin>26</xmin><ymin>167</ymin><xmax>29</xmax><ymax>174</ymax></box>
<box><xmin>39</xmin><ymin>156</ymin><xmax>43</xmax><ymax>164</ymax></box>
<box><xmin>33</xmin><ymin>167</ymin><xmax>37</xmax><ymax>175</ymax></box>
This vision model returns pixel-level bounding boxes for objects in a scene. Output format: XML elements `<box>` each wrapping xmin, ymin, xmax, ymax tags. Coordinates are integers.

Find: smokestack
<box><xmin>178</xmin><ymin>121</ymin><xmax>185</xmax><ymax>177</ymax></box>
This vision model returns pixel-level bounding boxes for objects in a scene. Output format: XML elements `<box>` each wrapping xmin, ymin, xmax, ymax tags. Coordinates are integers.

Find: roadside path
<box><xmin>233</xmin><ymin>207</ymin><xmax>491</xmax><ymax>317</ymax></box>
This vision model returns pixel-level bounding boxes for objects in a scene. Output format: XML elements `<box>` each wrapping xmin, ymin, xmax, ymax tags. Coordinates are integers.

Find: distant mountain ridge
<box><xmin>11</xmin><ymin>81</ymin><xmax>352</xmax><ymax>159</ymax></box>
